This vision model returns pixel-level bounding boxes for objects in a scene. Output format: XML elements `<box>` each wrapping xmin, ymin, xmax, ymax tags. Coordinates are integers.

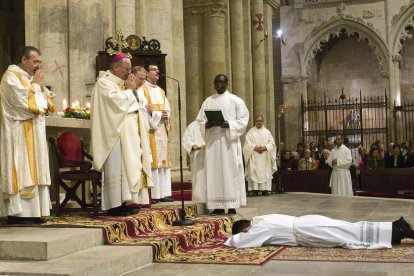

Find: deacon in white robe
<box><xmin>243</xmin><ymin>115</ymin><xmax>277</xmax><ymax>193</ymax></box>
<box><xmin>196</xmin><ymin>74</ymin><xmax>249</xmax><ymax>215</ymax></box>
<box><xmin>91</xmin><ymin>54</ymin><xmax>145</xmax><ymax>215</ymax></box>
<box><xmin>138</xmin><ymin>64</ymin><xmax>173</xmax><ymax>203</ymax></box>
<box><xmin>225</xmin><ymin>214</ymin><xmax>394</xmax><ymax>249</ymax></box>
<box><xmin>0</xmin><ymin>46</ymin><xmax>56</xmax><ymax>222</ymax></box>
<box><xmin>327</xmin><ymin>135</ymin><xmax>353</xmax><ymax>196</ymax></box>
<box><xmin>131</xmin><ymin>66</ymin><xmax>155</xmax><ymax>205</ymax></box>
<box><xmin>182</xmin><ymin>121</ymin><xmax>206</xmax><ymax>202</ymax></box>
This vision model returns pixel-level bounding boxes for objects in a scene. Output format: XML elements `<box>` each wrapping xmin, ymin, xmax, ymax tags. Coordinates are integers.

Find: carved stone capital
<box><xmin>263</xmin><ymin>0</ymin><xmax>280</xmax><ymax>9</ymax></box>
<box><xmin>281</xmin><ymin>75</ymin><xmax>308</xmax><ymax>84</ymax></box>
<box><xmin>183</xmin><ymin>0</ymin><xmax>227</xmax><ymax>18</ymax></box>
<box><xmin>392</xmin><ymin>54</ymin><xmax>402</xmax><ymax>62</ymax></box>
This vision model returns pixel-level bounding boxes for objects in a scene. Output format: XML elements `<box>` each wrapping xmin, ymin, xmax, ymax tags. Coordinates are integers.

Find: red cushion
<box><xmin>57</xmin><ymin>132</ymin><xmax>83</xmax><ymax>167</ymax></box>
<box><xmin>354</xmin><ymin>191</ymin><xmax>372</xmax><ymax>196</ymax></box>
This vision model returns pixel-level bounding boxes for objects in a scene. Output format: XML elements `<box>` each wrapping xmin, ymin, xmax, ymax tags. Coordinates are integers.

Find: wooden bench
<box><xmin>280</xmin><ymin>170</ymin><xmax>331</xmax><ymax>194</ymax></box>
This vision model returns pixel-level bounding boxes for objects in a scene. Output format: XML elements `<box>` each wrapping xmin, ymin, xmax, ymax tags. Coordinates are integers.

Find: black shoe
<box><xmin>152</xmin><ymin>199</ymin><xmax>161</xmax><ymax>204</ymax></box>
<box><xmin>262</xmin><ymin>191</ymin><xmax>269</xmax><ymax>196</ymax></box>
<box><xmin>7</xmin><ymin>216</ymin><xmax>45</xmax><ymax>225</ymax></box>
<box><xmin>394</xmin><ymin>217</ymin><xmax>414</xmax><ymax>239</ymax></box>
<box><xmin>228</xmin><ymin>208</ymin><xmax>237</xmax><ymax>215</ymax></box>
<box><xmin>107</xmin><ymin>203</ymin><xmax>138</xmax><ymax>216</ymax></box>
<box><xmin>253</xmin><ymin>191</ymin><xmax>259</xmax><ymax>196</ymax></box>
<box><xmin>210</xmin><ymin>209</ymin><xmax>225</xmax><ymax>216</ymax></box>
<box><xmin>160</xmin><ymin>197</ymin><xmax>175</xmax><ymax>202</ymax></box>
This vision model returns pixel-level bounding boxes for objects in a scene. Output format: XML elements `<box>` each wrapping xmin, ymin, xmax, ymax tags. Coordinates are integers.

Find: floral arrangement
<box><xmin>63</xmin><ymin>105</ymin><xmax>91</xmax><ymax>120</ymax></box>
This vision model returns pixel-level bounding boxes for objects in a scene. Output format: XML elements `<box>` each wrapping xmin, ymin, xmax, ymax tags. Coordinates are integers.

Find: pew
<box><xmin>359</xmin><ymin>168</ymin><xmax>414</xmax><ymax>196</ymax></box>
<box><xmin>280</xmin><ymin>170</ymin><xmax>331</xmax><ymax>194</ymax></box>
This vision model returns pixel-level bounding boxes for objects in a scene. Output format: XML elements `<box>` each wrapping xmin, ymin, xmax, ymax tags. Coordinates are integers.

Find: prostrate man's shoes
<box><xmin>160</xmin><ymin>196</ymin><xmax>175</xmax><ymax>202</ymax></box>
<box><xmin>7</xmin><ymin>216</ymin><xmax>45</xmax><ymax>225</ymax></box>
<box><xmin>107</xmin><ymin>202</ymin><xmax>139</xmax><ymax>217</ymax></box>
<box><xmin>228</xmin><ymin>208</ymin><xmax>237</xmax><ymax>215</ymax></box>
<box><xmin>391</xmin><ymin>217</ymin><xmax>414</xmax><ymax>244</ymax></box>
<box><xmin>210</xmin><ymin>209</ymin><xmax>225</xmax><ymax>216</ymax></box>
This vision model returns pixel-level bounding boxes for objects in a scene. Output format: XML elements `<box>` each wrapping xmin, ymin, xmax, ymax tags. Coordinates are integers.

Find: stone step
<box><xmin>0</xmin><ymin>245</ymin><xmax>153</xmax><ymax>276</ymax></box>
<box><xmin>0</xmin><ymin>227</ymin><xmax>103</xmax><ymax>261</ymax></box>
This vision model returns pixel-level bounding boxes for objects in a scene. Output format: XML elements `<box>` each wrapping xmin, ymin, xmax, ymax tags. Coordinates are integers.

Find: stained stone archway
<box><xmin>302</xmin><ymin>16</ymin><xmax>389</xmax><ymax>78</ymax></box>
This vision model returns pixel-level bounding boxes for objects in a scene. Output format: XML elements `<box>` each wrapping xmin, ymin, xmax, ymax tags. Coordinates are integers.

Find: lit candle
<box><xmin>62</xmin><ymin>99</ymin><xmax>68</xmax><ymax>109</ymax></box>
<box><xmin>86</xmin><ymin>102</ymin><xmax>91</xmax><ymax>109</ymax></box>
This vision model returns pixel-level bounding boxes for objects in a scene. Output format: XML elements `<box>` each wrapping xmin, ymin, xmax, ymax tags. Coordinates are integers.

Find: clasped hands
<box><xmin>254</xmin><ymin>146</ymin><xmax>267</xmax><ymax>154</ymax></box>
<box><xmin>205</xmin><ymin>121</ymin><xmax>229</xmax><ymax>129</ymax></box>
<box><xmin>31</xmin><ymin>69</ymin><xmax>45</xmax><ymax>91</ymax></box>
<box><xmin>332</xmin><ymin>159</ymin><xmax>337</xmax><ymax>166</ymax></box>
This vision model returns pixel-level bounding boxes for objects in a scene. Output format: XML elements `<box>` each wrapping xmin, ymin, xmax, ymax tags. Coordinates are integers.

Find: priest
<box><xmin>139</xmin><ymin>64</ymin><xmax>174</xmax><ymax>204</ymax></box>
<box><xmin>243</xmin><ymin>115</ymin><xmax>277</xmax><ymax>196</ymax></box>
<box><xmin>91</xmin><ymin>53</ymin><xmax>143</xmax><ymax>216</ymax></box>
<box><xmin>196</xmin><ymin>74</ymin><xmax>249</xmax><ymax>215</ymax></box>
<box><xmin>327</xmin><ymin>135</ymin><xmax>353</xmax><ymax>196</ymax></box>
<box><xmin>182</xmin><ymin>120</ymin><xmax>206</xmax><ymax>202</ymax></box>
<box><xmin>225</xmin><ymin>214</ymin><xmax>414</xmax><ymax>249</ymax></box>
<box><xmin>0</xmin><ymin>46</ymin><xmax>56</xmax><ymax>224</ymax></box>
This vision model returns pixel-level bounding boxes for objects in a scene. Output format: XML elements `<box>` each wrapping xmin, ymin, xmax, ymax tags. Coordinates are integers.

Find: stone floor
<box><xmin>126</xmin><ymin>193</ymin><xmax>414</xmax><ymax>276</ymax></box>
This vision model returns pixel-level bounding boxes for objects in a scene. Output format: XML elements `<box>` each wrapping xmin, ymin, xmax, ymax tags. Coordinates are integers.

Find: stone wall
<box><xmin>400</xmin><ymin>29</ymin><xmax>414</xmax><ymax>101</ymax></box>
<box><xmin>280</xmin><ymin>0</ymin><xmax>414</xmax><ymax>147</ymax></box>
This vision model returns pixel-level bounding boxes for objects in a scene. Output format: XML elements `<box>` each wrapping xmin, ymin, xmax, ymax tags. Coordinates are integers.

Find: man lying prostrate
<box><xmin>224</xmin><ymin>214</ymin><xmax>414</xmax><ymax>249</ymax></box>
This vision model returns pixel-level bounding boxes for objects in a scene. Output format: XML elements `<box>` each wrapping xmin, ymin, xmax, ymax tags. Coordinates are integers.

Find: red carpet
<box><xmin>45</xmin><ymin>205</ymin><xmax>282</xmax><ymax>265</ymax></box>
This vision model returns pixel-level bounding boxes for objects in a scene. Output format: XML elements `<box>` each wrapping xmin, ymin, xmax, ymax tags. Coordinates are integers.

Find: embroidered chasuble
<box><xmin>196</xmin><ymin>90</ymin><xmax>249</xmax><ymax>209</ymax></box>
<box><xmin>0</xmin><ymin>65</ymin><xmax>56</xmax><ymax>217</ymax></box>
<box><xmin>243</xmin><ymin>126</ymin><xmax>277</xmax><ymax>191</ymax></box>
<box><xmin>91</xmin><ymin>70</ymin><xmax>150</xmax><ymax>209</ymax></box>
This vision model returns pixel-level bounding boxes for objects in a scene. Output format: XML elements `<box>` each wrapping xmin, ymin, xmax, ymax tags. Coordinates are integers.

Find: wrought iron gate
<box><xmin>394</xmin><ymin>100</ymin><xmax>414</xmax><ymax>144</ymax></box>
<box><xmin>302</xmin><ymin>91</ymin><xmax>388</xmax><ymax>155</ymax></box>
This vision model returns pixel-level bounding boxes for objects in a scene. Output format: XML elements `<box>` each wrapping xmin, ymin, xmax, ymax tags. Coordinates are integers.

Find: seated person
<box><xmin>318</xmin><ymin>149</ymin><xmax>331</xmax><ymax>170</ymax></box>
<box><xmin>298</xmin><ymin>149</ymin><xmax>316</xmax><ymax>171</ymax></box>
<box><xmin>288</xmin><ymin>151</ymin><xmax>299</xmax><ymax>170</ymax></box>
<box><xmin>385</xmin><ymin>144</ymin><xmax>405</xmax><ymax>168</ymax></box>
<box><xmin>366</xmin><ymin>147</ymin><xmax>385</xmax><ymax>169</ymax></box>
<box><xmin>406</xmin><ymin>147</ymin><xmax>414</xmax><ymax>168</ymax></box>
<box><xmin>280</xmin><ymin>150</ymin><xmax>291</xmax><ymax>171</ymax></box>
<box><xmin>311</xmin><ymin>151</ymin><xmax>319</xmax><ymax>169</ymax></box>
<box><xmin>225</xmin><ymin>214</ymin><xmax>414</xmax><ymax>249</ymax></box>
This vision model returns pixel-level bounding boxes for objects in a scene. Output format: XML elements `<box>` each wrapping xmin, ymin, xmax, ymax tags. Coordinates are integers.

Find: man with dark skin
<box><xmin>196</xmin><ymin>74</ymin><xmax>249</xmax><ymax>215</ymax></box>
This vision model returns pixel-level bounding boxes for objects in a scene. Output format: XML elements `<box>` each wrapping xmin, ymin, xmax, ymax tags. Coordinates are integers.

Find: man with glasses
<box><xmin>91</xmin><ymin>53</ymin><xmax>144</xmax><ymax>216</ymax></box>
<box><xmin>139</xmin><ymin>64</ymin><xmax>174</xmax><ymax>204</ymax></box>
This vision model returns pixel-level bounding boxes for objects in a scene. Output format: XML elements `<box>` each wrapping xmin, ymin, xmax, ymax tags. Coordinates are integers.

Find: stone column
<box><xmin>282</xmin><ymin>77</ymin><xmax>303</xmax><ymax>149</ymax></box>
<box><xmin>184</xmin><ymin>7</ymin><xmax>204</xmax><ymax>122</ymax></box>
<box><xmin>230</xmin><ymin>0</ymin><xmax>246</xmax><ymax>101</ymax></box>
<box><xmin>251</xmin><ymin>0</ymin><xmax>266</xmax><ymax>121</ymax></box>
<box><xmin>24</xmin><ymin>0</ymin><xmax>40</xmax><ymax>47</ymax></box>
<box><xmin>68</xmin><ymin>0</ymin><xmax>104</xmax><ymax>106</ymax></box>
<box><xmin>202</xmin><ymin>0</ymin><xmax>227</xmax><ymax>97</ymax></box>
<box><xmin>263</xmin><ymin>0</ymin><xmax>279</xmax><ymax>136</ymax></box>
<box><xmin>115</xmin><ymin>0</ymin><xmax>135</xmax><ymax>35</ymax></box>
<box><xmin>36</xmin><ymin>0</ymin><xmax>69</xmax><ymax>113</ymax></box>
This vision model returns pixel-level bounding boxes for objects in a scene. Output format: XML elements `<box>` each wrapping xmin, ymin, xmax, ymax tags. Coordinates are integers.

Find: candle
<box><xmin>86</xmin><ymin>102</ymin><xmax>91</xmax><ymax>109</ymax></box>
<box><xmin>62</xmin><ymin>99</ymin><xmax>68</xmax><ymax>109</ymax></box>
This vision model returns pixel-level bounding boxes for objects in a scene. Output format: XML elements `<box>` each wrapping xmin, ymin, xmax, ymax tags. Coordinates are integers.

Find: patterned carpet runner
<box><xmin>45</xmin><ymin>205</ymin><xmax>282</xmax><ymax>265</ymax></box>
<box><xmin>273</xmin><ymin>240</ymin><xmax>414</xmax><ymax>263</ymax></box>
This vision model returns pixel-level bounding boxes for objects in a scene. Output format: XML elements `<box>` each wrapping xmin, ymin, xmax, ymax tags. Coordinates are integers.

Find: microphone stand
<box><xmin>159</xmin><ymin>72</ymin><xmax>194</xmax><ymax>226</ymax></box>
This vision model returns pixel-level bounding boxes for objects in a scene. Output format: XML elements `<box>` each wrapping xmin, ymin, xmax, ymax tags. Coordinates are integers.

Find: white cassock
<box><xmin>182</xmin><ymin>121</ymin><xmax>206</xmax><ymax>202</ymax></box>
<box><xmin>196</xmin><ymin>90</ymin><xmax>249</xmax><ymax>210</ymax></box>
<box><xmin>224</xmin><ymin>214</ymin><xmax>392</xmax><ymax>249</ymax></box>
<box><xmin>139</xmin><ymin>81</ymin><xmax>172</xmax><ymax>200</ymax></box>
<box><xmin>243</xmin><ymin>126</ymin><xmax>277</xmax><ymax>191</ymax></box>
<box><xmin>91</xmin><ymin>70</ymin><xmax>147</xmax><ymax>210</ymax></box>
<box><xmin>0</xmin><ymin>65</ymin><xmax>55</xmax><ymax>217</ymax></box>
<box><xmin>327</xmin><ymin>144</ymin><xmax>353</xmax><ymax>196</ymax></box>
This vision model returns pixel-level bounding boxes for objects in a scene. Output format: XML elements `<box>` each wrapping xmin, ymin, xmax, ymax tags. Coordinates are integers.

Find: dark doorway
<box><xmin>0</xmin><ymin>0</ymin><xmax>25</xmax><ymax>75</ymax></box>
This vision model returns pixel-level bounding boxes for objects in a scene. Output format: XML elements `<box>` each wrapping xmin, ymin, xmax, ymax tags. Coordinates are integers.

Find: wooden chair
<box><xmin>48</xmin><ymin>132</ymin><xmax>101</xmax><ymax>215</ymax></box>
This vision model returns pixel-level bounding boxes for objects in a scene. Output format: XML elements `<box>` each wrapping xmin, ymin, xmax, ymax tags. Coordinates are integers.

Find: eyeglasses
<box><xmin>120</xmin><ymin>66</ymin><xmax>131</xmax><ymax>72</ymax></box>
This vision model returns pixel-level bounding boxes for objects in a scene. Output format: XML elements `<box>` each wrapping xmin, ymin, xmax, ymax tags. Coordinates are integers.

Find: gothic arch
<box><xmin>391</xmin><ymin>0</ymin><xmax>414</xmax><ymax>55</ymax></box>
<box><xmin>302</xmin><ymin>15</ymin><xmax>389</xmax><ymax>77</ymax></box>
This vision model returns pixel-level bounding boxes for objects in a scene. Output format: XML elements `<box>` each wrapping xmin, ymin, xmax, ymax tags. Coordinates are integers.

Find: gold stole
<box><xmin>6</xmin><ymin>70</ymin><xmax>46</xmax><ymax>197</ymax></box>
<box><xmin>142</xmin><ymin>85</ymin><xmax>171</xmax><ymax>169</ymax></box>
